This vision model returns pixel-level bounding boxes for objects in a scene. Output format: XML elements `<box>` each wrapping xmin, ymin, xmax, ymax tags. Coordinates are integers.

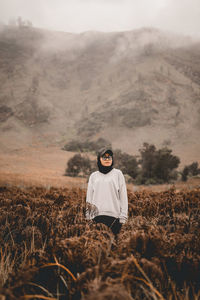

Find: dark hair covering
<box><xmin>97</xmin><ymin>147</ymin><xmax>114</xmax><ymax>174</ymax></box>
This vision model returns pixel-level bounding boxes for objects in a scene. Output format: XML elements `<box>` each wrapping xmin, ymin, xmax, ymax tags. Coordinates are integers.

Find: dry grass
<box><xmin>0</xmin><ymin>185</ymin><xmax>199</xmax><ymax>299</ymax></box>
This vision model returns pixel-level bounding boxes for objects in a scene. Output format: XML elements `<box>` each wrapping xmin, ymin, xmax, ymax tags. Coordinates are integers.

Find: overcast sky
<box><xmin>0</xmin><ymin>0</ymin><xmax>200</xmax><ymax>37</ymax></box>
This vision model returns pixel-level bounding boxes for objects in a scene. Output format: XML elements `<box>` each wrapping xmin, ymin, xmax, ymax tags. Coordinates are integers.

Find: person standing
<box><xmin>86</xmin><ymin>147</ymin><xmax>128</xmax><ymax>235</ymax></box>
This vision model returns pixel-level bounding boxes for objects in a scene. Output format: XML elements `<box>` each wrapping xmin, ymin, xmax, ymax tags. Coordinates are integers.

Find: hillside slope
<box><xmin>0</xmin><ymin>25</ymin><xmax>200</xmax><ymax>161</ymax></box>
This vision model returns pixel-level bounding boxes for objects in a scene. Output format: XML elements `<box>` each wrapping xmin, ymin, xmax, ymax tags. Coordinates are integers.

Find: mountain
<box><xmin>0</xmin><ymin>25</ymin><xmax>200</xmax><ymax>163</ymax></box>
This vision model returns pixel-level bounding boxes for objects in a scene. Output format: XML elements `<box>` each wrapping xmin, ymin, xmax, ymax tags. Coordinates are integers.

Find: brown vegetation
<box><xmin>0</xmin><ymin>185</ymin><xmax>200</xmax><ymax>299</ymax></box>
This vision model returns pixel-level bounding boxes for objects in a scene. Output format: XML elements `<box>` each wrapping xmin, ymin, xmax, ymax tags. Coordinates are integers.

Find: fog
<box><xmin>0</xmin><ymin>0</ymin><xmax>200</xmax><ymax>37</ymax></box>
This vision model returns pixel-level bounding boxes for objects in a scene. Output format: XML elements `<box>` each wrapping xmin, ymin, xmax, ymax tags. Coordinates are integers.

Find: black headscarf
<box><xmin>97</xmin><ymin>147</ymin><xmax>114</xmax><ymax>174</ymax></box>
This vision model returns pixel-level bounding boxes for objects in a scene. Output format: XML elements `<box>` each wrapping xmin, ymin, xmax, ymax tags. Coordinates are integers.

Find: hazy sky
<box><xmin>0</xmin><ymin>0</ymin><xmax>200</xmax><ymax>37</ymax></box>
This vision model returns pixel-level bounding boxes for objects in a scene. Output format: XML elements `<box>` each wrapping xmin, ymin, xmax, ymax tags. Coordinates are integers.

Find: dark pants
<box><xmin>93</xmin><ymin>215</ymin><xmax>122</xmax><ymax>235</ymax></box>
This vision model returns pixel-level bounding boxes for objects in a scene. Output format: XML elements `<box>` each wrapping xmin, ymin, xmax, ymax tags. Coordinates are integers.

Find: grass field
<box><xmin>0</xmin><ymin>144</ymin><xmax>200</xmax><ymax>298</ymax></box>
<box><xmin>0</xmin><ymin>185</ymin><xmax>199</xmax><ymax>299</ymax></box>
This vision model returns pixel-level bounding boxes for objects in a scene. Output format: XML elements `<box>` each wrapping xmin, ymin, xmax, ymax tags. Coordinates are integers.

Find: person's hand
<box><xmin>119</xmin><ymin>218</ymin><xmax>126</xmax><ymax>224</ymax></box>
<box><xmin>87</xmin><ymin>219</ymin><xmax>94</xmax><ymax>225</ymax></box>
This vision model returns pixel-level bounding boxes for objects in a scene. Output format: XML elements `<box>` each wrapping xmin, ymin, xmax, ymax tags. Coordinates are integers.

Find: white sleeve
<box><xmin>118</xmin><ymin>171</ymin><xmax>128</xmax><ymax>223</ymax></box>
<box><xmin>86</xmin><ymin>174</ymin><xmax>94</xmax><ymax>220</ymax></box>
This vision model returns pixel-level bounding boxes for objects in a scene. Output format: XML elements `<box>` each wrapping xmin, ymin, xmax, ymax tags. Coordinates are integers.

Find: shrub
<box><xmin>137</xmin><ymin>143</ymin><xmax>180</xmax><ymax>184</ymax></box>
<box><xmin>181</xmin><ymin>166</ymin><xmax>189</xmax><ymax>182</ymax></box>
<box><xmin>153</xmin><ymin>147</ymin><xmax>180</xmax><ymax>182</ymax></box>
<box><xmin>62</xmin><ymin>140</ymin><xmax>84</xmax><ymax>152</ymax></box>
<box><xmin>62</xmin><ymin>138</ymin><xmax>111</xmax><ymax>153</ymax></box>
<box><xmin>122</xmin><ymin>108</ymin><xmax>151</xmax><ymax>128</ymax></box>
<box><xmin>181</xmin><ymin>162</ymin><xmax>200</xmax><ymax>182</ymax></box>
<box><xmin>65</xmin><ymin>154</ymin><xmax>91</xmax><ymax>177</ymax></box>
<box><xmin>114</xmin><ymin>149</ymin><xmax>139</xmax><ymax>179</ymax></box>
<box><xmin>187</xmin><ymin>162</ymin><xmax>200</xmax><ymax>176</ymax></box>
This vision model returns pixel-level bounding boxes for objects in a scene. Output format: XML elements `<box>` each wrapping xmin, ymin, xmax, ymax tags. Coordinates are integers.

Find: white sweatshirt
<box><xmin>86</xmin><ymin>168</ymin><xmax>128</xmax><ymax>223</ymax></box>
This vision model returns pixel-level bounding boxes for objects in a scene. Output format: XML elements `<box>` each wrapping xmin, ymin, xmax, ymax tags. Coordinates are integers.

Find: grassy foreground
<box><xmin>0</xmin><ymin>185</ymin><xmax>200</xmax><ymax>299</ymax></box>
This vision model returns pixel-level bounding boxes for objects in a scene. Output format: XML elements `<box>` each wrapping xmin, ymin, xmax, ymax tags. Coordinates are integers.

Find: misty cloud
<box><xmin>0</xmin><ymin>0</ymin><xmax>199</xmax><ymax>37</ymax></box>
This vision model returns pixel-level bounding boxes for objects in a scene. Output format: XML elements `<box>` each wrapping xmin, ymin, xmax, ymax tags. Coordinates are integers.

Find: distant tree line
<box><xmin>62</xmin><ymin>138</ymin><xmax>111</xmax><ymax>153</ymax></box>
<box><xmin>8</xmin><ymin>17</ymin><xmax>33</xmax><ymax>28</ymax></box>
<box><xmin>63</xmin><ymin>140</ymin><xmax>200</xmax><ymax>184</ymax></box>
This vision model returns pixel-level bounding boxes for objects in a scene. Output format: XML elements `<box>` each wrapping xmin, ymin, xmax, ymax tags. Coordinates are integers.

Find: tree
<box><xmin>187</xmin><ymin>162</ymin><xmax>200</xmax><ymax>176</ymax></box>
<box><xmin>114</xmin><ymin>149</ymin><xmax>139</xmax><ymax>179</ymax></box>
<box><xmin>17</xmin><ymin>16</ymin><xmax>33</xmax><ymax>28</ymax></box>
<box><xmin>138</xmin><ymin>143</ymin><xmax>180</xmax><ymax>184</ymax></box>
<box><xmin>181</xmin><ymin>162</ymin><xmax>200</xmax><ymax>181</ymax></box>
<box><xmin>181</xmin><ymin>166</ymin><xmax>189</xmax><ymax>182</ymax></box>
<box><xmin>154</xmin><ymin>148</ymin><xmax>180</xmax><ymax>182</ymax></box>
<box><xmin>139</xmin><ymin>143</ymin><xmax>157</xmax><ymax>181</ymax></box>
<box><xmin>65</xmin><ymin>154</ymin><xmax>91</xmax><ymax>177</ymax></box>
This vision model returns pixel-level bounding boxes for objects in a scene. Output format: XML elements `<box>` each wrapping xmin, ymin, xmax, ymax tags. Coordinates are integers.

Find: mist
<box><xmin>0</xmin><ymin>0</ymin><xmax>200</xmax><ymax>37</ymax></box>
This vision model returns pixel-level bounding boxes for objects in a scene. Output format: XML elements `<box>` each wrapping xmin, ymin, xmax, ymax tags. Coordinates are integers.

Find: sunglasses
<box><xmin>102</xmin><ymin>155</ymin><xmax>112</xmax><ymax>161</ymax></box>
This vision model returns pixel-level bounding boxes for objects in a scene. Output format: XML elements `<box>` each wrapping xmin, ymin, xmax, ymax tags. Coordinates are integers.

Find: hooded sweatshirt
<box><xmin>86</xmin><ymin>148</ymin><xmax>128</xmax><ymax>223</ymax></box>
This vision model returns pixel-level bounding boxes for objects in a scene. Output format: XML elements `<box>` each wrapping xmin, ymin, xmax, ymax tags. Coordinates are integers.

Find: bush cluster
<box><xmin>65</xmin><ymin>154</ymin><xmax>92</xmax><ymax>177</ymax></box>
<box><xmin>181</xmin><ymin>162</ymin><xmax>200</xmax><ymax>181</ymax></box>
<box><xmin>65</xmin><ymin>142</ymin><xmax>181</xmax><ymax>184</ymax></box>
<box><xmin>62</xmin><ymin>138</ymin><xmax>111</xmax><ymax>153</ymax></box>
<box><xmin>136</xmin><ymin>143</ymin><xmax>180</xmax><ymax>184</ymax></box>
<box><xmin>113</xmin><ymin>149</ymin><xmax>139</xmax><ymax>181</ymax></box>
